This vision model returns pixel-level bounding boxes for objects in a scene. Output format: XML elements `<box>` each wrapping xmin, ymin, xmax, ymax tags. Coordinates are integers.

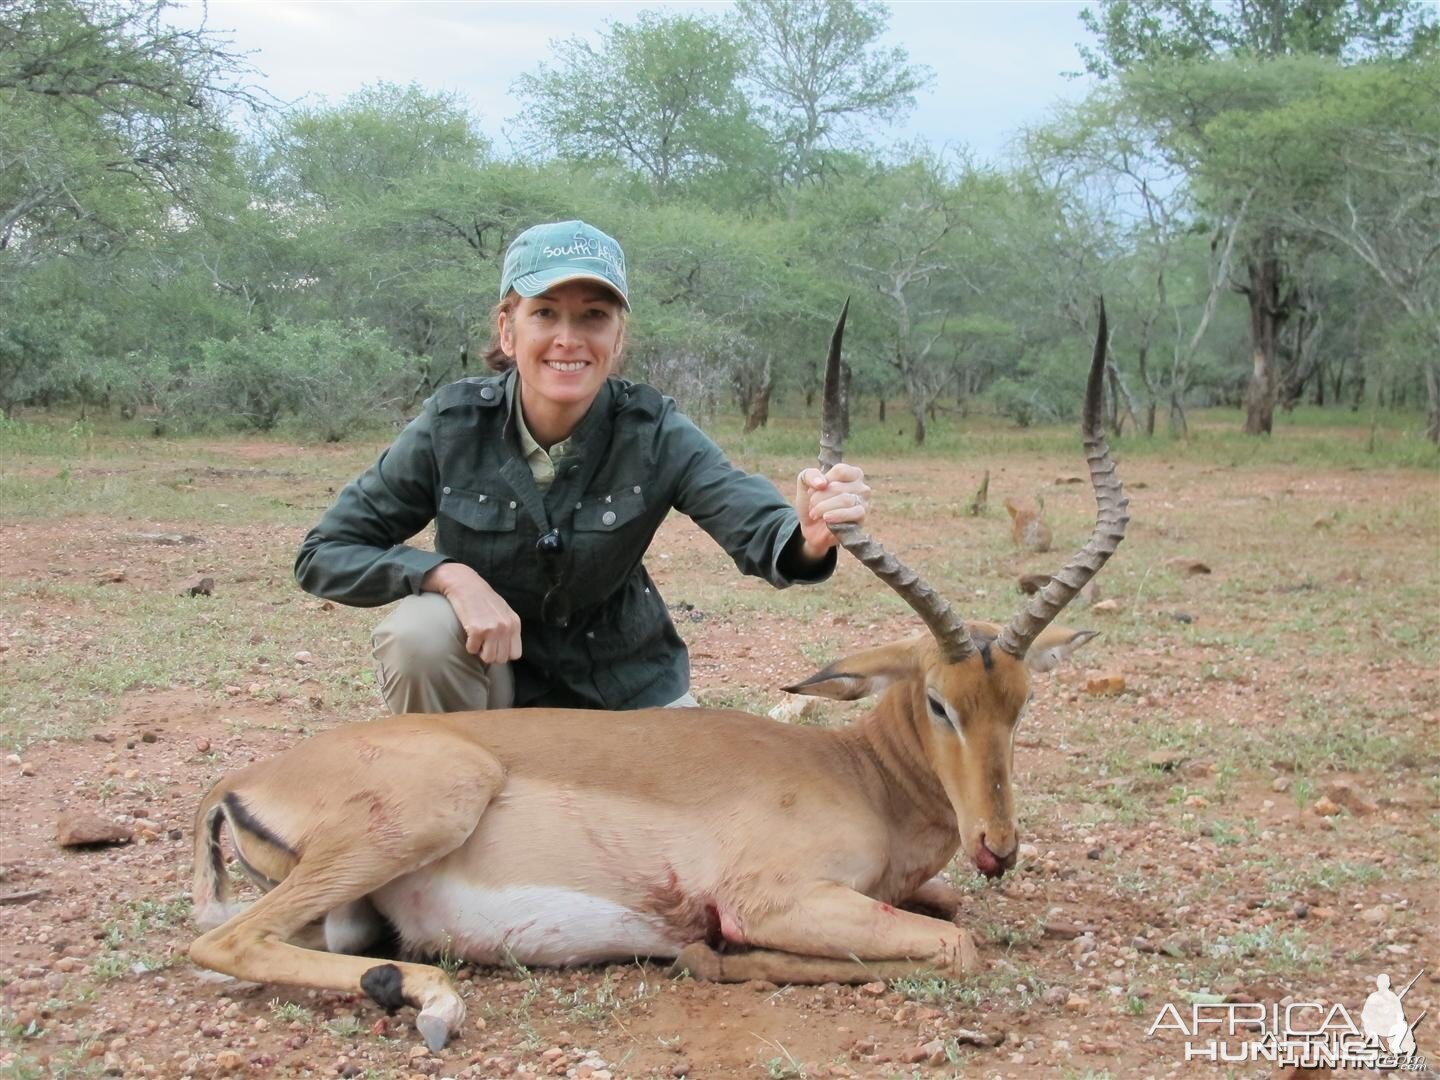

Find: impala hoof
<box><xmin>415</xmin><ymin>991</ymin><xmax>465</xmax><ymax>1052</ymax></box>
<box><xmin>669</xmin><ymin>942</ymin><xmax>722</xmax><ymax>981</ymax></box>
<box><xmin>415</xmin><ymin>1007</ymin><xmax>454</xmax><ymax>1052</ymax></box>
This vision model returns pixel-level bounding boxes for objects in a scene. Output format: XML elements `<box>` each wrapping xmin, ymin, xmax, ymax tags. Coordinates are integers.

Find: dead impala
<box><xmin>189</xmin><ymin>303</ymin><xmax>1127</xmax><ymax>1051</ymax></box>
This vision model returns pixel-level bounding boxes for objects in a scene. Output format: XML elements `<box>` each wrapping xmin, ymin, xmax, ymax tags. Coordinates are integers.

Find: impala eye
<box><xmin>927</xmin><ymin>696</ymin><xmax>961</xmax><ymax>743</ymax></box>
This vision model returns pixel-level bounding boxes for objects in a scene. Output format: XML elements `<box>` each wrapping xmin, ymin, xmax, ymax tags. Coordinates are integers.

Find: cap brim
<box><xmin>511</xmin><ymin>269</ymin><xmax>630</xmax><ymax>310</ymax></box>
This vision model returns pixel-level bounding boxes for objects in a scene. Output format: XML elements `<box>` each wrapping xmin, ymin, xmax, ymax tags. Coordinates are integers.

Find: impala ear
<box><xmin>781</xmin><ymin>640</ymin><xmax>921</xmax><ymax>701</ymax></box>
<box><xmin>1024</xmin><ymin>627</ymin><xmax>1099</xmax><ymax>673</ymax></box>
<box><xmin>782</xmin><ymin>665</ymin><xmax>903</xmax><ymax>701</ymax></box>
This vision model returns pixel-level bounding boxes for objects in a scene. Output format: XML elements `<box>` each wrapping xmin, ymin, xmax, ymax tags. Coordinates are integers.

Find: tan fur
<box><xmin>1004</xmin><ymin>496</ymin><xmax>1053</xmax><ymax>552</ymax></box>
<box><xmin>188</xmin><ymin>624</ymin><xmax>1099</xmax><ymax>1049</ymax></box>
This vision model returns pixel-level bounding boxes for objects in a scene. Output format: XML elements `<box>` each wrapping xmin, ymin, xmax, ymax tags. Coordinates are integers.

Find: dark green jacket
<box><xmin>295</xmin><ymin>370</ymin><xmax>834</xmax><ymax>709</ymax></box>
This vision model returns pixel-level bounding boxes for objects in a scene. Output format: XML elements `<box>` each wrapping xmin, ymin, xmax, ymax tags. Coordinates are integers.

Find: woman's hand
<box><xmin>421</xmin><ymin>563</ymin><xmax>523</xmax><ymax>664</ymax></box>
<box><xmin>794</xmin><ymin>463</ymin><xmax>870</xmax><ymax>561</ymax></box>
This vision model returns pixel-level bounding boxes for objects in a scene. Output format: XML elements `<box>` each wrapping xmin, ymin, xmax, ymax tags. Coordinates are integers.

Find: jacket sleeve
<box><xmin>661</xmin><ymin>404</ymin><xmax>836</xmax><ymax>588</ymax></box>
<box><xmin>294</xmin><ymin>403</ymin><xmax>452</xmax><ymax>607</ymax></box>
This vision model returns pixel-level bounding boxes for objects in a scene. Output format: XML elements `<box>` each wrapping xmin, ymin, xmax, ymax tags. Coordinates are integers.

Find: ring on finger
<box><xmin>851</xmin><ymin>492</ymin><xmax>862</xmax><ymax>507</ymax></box>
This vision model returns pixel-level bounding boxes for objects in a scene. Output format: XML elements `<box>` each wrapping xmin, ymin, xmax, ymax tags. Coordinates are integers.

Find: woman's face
<box><xmin>500</xmin><ymin>281</ymin><xmax>624</xmax><ymax>415</ymax></box>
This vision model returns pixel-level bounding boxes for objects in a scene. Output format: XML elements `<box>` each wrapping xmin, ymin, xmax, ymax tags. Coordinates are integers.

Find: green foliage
<box><xmin>277</xmin><ymin>81</ymin><xmax>489</xmax><ymax>194</ymax></box>
<box><xmin>512</xmin><ymin>12</ymin><xmax>765</xmax><ymax>196</ymax></box>
<box><xmin>0</xmin><ymin>284</ymin><xmax>88</xmax><ymax>417</ymax></box>
<box><xmin>0</xmin><ymin>1</ymin><xmax>1436</xmax><ymax>440</ymax></box>
<box><xmin>1071</xmin><ymin>3</ymin><xmax>1440</xmax><ymax>438</ymax></box>
<box><xmin>168</xmin><ymin>321</ymin><xmax>411</xmax><ymax>439</ymax></box>
<box><xmin>0</xmin><ymin>0</ymin><xmax>252</xmax><ymax>260</ymax></box>
<box><xmin>734</xmin><ymin>0</ymin><xmax>931</xmax><ymax>183</ymax></box>
<box><xmin>1078</xmin><ymin>0</ymin><xmax>1438</xmax><ymax>77</ymax></box>
<box><xmin>987</xmin><ymin>343</ymin><xmax>1091</xmax><ymax>427</ymax></box>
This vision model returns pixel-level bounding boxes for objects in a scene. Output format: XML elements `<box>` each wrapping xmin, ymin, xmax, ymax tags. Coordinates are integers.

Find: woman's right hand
<box><xmin>421</xmin><ymin>563</ymin><xmax>523</xmax><ymax>664</ymax></box>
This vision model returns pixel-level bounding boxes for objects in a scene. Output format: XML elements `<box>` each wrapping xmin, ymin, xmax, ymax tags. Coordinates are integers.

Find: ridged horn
<box><xmin>819</xmin><ymin>301</ymin><xmax>976</xmax><ymax>663</ymax></box>
<box><xmin>996</xmin><ymin>300</ymin><xmax>1129</xmax><ymax>659</ymax></box>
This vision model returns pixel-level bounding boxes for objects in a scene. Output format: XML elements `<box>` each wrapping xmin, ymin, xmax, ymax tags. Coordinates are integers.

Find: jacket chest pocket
<box><xmin>437</xmin><ymin>487</ymin><xmax>520</xmax><ymax>570</ymax></box>
<box><xmin>569</xmin><ymin>485</ymin><xmax>650</xmax><ymax>587</ymax></box>
<box><xmin>572</xmin><ymin>485</ymin><xmax>647</xmax><ymax>534</ymax></box>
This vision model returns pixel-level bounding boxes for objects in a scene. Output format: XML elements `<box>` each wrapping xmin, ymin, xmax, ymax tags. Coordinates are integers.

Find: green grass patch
<box><xmin>0</xmin><ymin>575</ymin><xmax>382</xmax><ymax>750</ymax></box>
<box><xmin>891</xmin><ymin>963</ymin><xmax>1048</xmax><ymax>1007</ymax></box>
<box><xmin>704</xmin><ymin>405</ymin><xmax>1439</xmax><ymax>472</ymax></box>
<box><xmin>1205</xmin><ymin>926</ymin><xmax>1325</xmax><ymax>974</ymax></box>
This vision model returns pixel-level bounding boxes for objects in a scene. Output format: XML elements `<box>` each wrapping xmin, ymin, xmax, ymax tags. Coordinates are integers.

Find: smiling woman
<box><xmin>294</xmin><ymin>219</ymin><xmax>876</xmax><ymax>715</ymax></box>
<box><xmin>497</xmin><ymin>280</ymin><xmax>627</xmax><ymax>445</ymax></box>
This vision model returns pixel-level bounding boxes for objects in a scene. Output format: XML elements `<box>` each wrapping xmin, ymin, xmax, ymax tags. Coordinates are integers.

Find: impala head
<box><xmin>786</xmin><ymin>624</ymin><xmax>1098</xmax><ymax>878</ymax></box>
<box><xmin>786</xmin><ymin>300</ymin><xmax>1127</xmax><ymax>880</ymax></box>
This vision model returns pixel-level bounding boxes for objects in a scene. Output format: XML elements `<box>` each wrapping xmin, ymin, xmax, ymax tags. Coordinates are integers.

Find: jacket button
<box><xmin>633</xmin><ymin>485</ymin><xmax>641</xmax><ymax>494</ymax></box>
<box><xmin>601</xmin><ymin>510</ymin><xmax>616</xmax><ymax>526</ymax></box>
<box><xmin>480</xmin><ymin>386</ymin><xmax>496</xmax><ymax>401</ymax></box>
<box><xmin>575</xmin><ymin>501</ymin><xmax>583</xmax><ymax>510</ymax></box>
<box><xmin>509</xmin><ymin>500</ymin><xmax>517</xmax><ymax>509</ymax></box>
<box><xmin>442</xmin><ymin>486</ymin><xmax>451</xmax><ymax>495</ymax></box>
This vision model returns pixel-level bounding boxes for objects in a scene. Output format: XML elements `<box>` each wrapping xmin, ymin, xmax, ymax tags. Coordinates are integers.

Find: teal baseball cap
<box><xmin>500</xmin><ymin>220</ymin><xmax>630</xmax><ymax>309</ymax></box>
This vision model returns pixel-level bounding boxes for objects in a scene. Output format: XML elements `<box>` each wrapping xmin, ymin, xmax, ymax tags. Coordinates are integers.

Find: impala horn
<box><xmin>996</xmin><ymin>300</ymin><xmax>1129</xmax><ymax>659</ymax></box>
<box><xmin>819</xmin><ymin>301</ymin><xmax>976</xmax><ymax>663</ymax></box>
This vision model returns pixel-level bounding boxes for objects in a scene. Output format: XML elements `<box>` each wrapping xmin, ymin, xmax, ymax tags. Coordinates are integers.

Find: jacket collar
<box><xmin>501</xmin><ymin>367</ymin><xmax>618</xmax><ymax>455</ymax></box>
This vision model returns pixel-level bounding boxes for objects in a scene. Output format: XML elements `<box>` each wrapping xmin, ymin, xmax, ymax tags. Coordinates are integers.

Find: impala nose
<box><xmin>974</xmin><ymin>834</ymin><xmax>1017</xmax><ymax>879</ymax></box>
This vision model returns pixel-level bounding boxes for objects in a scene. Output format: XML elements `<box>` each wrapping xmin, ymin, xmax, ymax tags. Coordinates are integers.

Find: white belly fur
<box><xmin>371</xmin><ymin>877</ymin><xmax>689</xmax><ymax>967</ymax></box>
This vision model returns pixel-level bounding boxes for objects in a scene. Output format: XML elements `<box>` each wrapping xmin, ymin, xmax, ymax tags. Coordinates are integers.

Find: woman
<box><xmin>295</xmin><ymin>220</ymin><xmax>870</xmax><ymax>713</ymax></box>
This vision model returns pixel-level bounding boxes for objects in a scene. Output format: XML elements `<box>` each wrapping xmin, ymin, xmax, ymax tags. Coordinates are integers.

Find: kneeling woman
<box><xmin>296</xmin><ymin>220</ymin><xmax>870</xmax><ymax>713</ymax></box>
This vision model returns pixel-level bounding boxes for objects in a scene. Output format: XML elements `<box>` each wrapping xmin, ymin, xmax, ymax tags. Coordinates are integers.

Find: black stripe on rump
<box><xmin>222</xmin><ymin>792</ymin><xmax>297</xmax><ymax>855</ymax></box>
<box><xmin>206</xmin><ymin>804</ymin><xmax>227</xmax><ymax>886</ymax></box>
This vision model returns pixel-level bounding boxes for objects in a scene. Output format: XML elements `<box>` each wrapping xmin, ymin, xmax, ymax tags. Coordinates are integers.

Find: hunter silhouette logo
<box><xmin>1363</xmin><ymin>972</ymin><xmax>1423</xmax><ymax>1057</ymax></box>
<box><xmin>1147</xmin><ymin>968</ymin><xmax>1428</xmax><ymax>1069</ymax></box>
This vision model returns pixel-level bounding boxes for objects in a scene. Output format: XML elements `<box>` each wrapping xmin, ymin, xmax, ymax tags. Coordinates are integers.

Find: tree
<box><xmin>0</xmin><ymin>0</ymin><xmax>255</xmax><ymax>264</ymax></box>
<box><xmin>256</xmin><ymin>85</ymin><xmax>521</xmax><ymax>399</ymax></box>
<box><xmin>821</xmin><ymin>154</ymin><xmax>1005</xmax><ymax>445</ymax></box>
<box><xmin>1024</xmin><ymin>86</ymin><xmax>1246</xmax><ymax>435</ymax></box>
<box><xmin>1078</xmin><ymin>0</ymin><xmax>1438</xmax><ymax>75</ymax></box>
<box><xmin>0</xmin><ymin>0</ymin><xmax>258</xmax><ymax>415</ymax></box>
<box><xmin>1252</xmin><ymin>59</ymin><xmax>1440</xmax><ymax>439</ymax></box>
<box><xmin>1078</xmin><ymin>0</ymin><xmax>1439</xmax><ymax>434</ymax></box>
<box><xmin>273</xmin><ymin>82</ymin><xmax>487</xmax><ymax>199</ymax></box>
<box><xmin>600</xmin><ymin>200</ymin><xmax>835</xmax><ymax>424</ymax></box>
<box><xmin>732</xmin><ymin>0</ymin><xmax>931</xmax><ymax>185</ymax></box>
<box><xmin>511</xmin><ymin>12</ymin><xmax>765</xmax><ymax>196</ymax></box>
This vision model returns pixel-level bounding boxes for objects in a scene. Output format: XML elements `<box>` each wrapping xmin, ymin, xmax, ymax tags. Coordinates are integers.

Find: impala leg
<box><xmin>191</xmin><ymin>851</ymin><xmax>469</xmax><ymax>1049</ymax></box>
<box><xmin>900</xmin><ymin>874</ymin><xmax>968</xmax><ymax>920</ymax></box>
<box><xmin>190</xmin><ymin>742</ymin><xmax>503</xmax><ymax>1051</ymax></box>
<box><xmin>671</xmin><ymin>883</ymin><xmax>977</xmax><ymax>985</ymax></box>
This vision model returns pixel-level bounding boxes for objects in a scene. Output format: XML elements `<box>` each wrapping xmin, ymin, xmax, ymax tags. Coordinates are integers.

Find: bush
<box><xmin>0</xmin><ymin>295</ymin><xmax>101</xmax><ymax>418</ymax></box>
<box><xmin>986</xmin><ymin>342</ymin><xmax>1090</xmax><ymax>428</ymax></box>
<box><xmin>165</xmin><ymin>321</ymin><xmax>412</xmax><ymax>440</ymax></box>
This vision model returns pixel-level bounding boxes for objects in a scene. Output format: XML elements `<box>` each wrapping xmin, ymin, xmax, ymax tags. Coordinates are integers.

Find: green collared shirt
<box><xmin>513</xmin><ymin>393</ymin><xmax>568</xmax><ymax>491</ymax></box>
<box><xmin>296</xmin><ymin>370</ymin><xmax>835</xmax><ymax>710</ymax></box>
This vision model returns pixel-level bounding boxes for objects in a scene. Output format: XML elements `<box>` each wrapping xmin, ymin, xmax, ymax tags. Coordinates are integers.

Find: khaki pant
<box><xmin>371</xmin><ymin>593</ymin><xmax>697</xmax><ymax>714</ymax></box>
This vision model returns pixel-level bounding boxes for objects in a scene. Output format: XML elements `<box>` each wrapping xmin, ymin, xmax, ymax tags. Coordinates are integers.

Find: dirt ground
<box><xmin>1</xmin><ymin>422</ymin><xmax>1436</xmax><ymax>1080</ymax></box>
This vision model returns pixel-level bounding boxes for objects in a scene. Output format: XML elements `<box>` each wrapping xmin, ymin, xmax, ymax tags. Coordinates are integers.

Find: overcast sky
<box><xmin>174</xmin><ymin>1</ymin><xmax>1096</xmax><ymax>163</ymax></box>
